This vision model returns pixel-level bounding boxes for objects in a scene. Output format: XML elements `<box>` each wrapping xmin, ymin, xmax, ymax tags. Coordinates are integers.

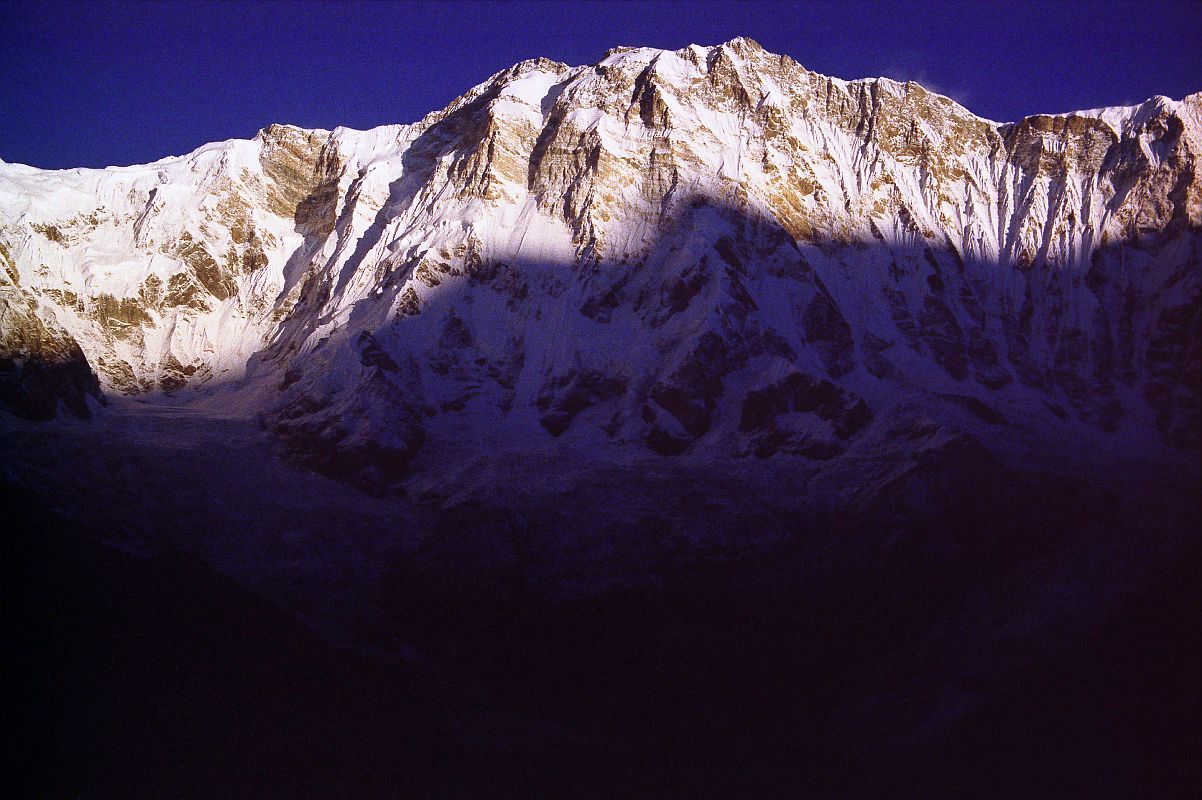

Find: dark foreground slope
<box><xmin>5</xmin><ymin>406</ymin><xmax>1200</xmax><ymax>798</ymax></box>
<box><xmin>4</xmin><ymin>480</ymin><xmax>598</xmax><ymax>798</ymax></box>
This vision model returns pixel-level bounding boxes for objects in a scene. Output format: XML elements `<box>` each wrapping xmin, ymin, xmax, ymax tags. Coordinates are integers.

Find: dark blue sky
<box><xmin>2</xmin><ymin>0</ymin><xmax>1199</xmax><ymax>169</ymax></box>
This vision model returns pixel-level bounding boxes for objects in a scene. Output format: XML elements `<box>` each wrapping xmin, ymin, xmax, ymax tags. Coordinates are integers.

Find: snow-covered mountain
<box><xmin>2</xmin><ymin>37</ymin><xmax>1199</xmax><ymax>480</ymax></box>
<box><xmin>5</xmin><ymin>41</ymin><xmax>1201</xmax><ymax>785</ymax></box>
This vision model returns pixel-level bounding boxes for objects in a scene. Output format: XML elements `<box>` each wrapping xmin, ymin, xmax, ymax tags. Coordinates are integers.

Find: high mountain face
<box><xmin>5</xmin><ymin>40</ymin><xmax>1201</xmax><ymax>788</ymax></box>
<box><xmin>1</xmin><ymin>37</ymin><xmax>1199</xmax><ymax>478</ymax></box>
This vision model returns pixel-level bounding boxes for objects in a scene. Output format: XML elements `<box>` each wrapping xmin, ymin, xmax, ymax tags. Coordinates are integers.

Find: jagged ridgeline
<box><xmin>1</xmin><ymin>37</ymin><xmax>1198</xmax><ymax>477</ymax></box>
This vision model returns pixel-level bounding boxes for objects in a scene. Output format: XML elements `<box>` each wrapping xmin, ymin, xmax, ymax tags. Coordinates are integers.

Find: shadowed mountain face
<box><xmin>1</xmin><ymin>37</ymin><xmax>1200</xmax><ymax>796</ymax></box>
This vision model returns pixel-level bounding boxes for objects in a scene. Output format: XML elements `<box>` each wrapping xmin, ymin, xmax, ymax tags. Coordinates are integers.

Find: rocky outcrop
<box><xmin>738</xmin><ymin>371</ymin><xmax>871</xmax><ymax>458</ymax></box>
<box><xmin>0</xmin><ymin>292</ymin><xmax>103</xmax><ymax>419</ymax></box>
